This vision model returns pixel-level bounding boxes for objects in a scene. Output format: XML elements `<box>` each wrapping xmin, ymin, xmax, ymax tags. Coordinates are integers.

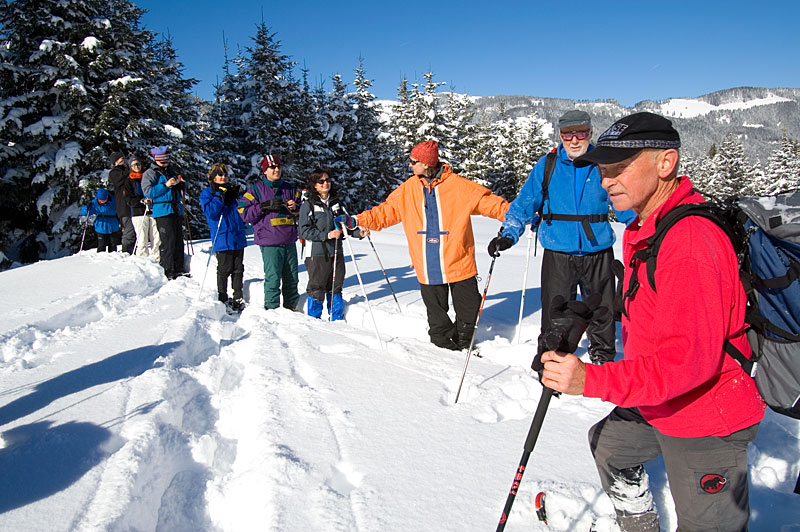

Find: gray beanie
<box><xmin>558</xmin><ymin>110</ymin><xmax>591</xmax><ymax>129</ymax></box>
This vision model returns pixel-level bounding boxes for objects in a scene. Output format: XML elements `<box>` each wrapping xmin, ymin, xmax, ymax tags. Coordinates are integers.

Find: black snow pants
<box><xmin>419</xmin><ymin>276</ymin><xmax>481</xmax><ymax>350</ymax></box>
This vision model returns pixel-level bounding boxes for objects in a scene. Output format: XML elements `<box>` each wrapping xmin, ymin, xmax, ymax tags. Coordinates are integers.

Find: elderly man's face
<box><xmin>599</xmin><ymin>149</ymin><xmax>679</xmax><ymax>220</ymax></box>
<box><xmin>560</xmin><ymin>126</ymin><xmax>591</xmax><ymax>160</ymax></box>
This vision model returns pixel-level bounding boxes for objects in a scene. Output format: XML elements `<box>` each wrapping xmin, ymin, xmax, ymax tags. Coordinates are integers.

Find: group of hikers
<box><xmin>85</xmin><ymin>109</ymin><xmax>768</xmax><ymax>531</ymax></box>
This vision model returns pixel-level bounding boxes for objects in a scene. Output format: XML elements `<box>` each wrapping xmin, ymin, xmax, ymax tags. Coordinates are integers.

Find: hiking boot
<box><xmin>228</xmin><ymin>298</ymin><xmax>246</xmax><ymax>313</ymax></box>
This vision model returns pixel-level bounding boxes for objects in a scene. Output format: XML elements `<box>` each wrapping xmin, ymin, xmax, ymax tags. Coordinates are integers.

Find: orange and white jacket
<box><xmin>356</xmin><ymin>164</ymin><xmax>508</xmax><ymax>285</ymax></box>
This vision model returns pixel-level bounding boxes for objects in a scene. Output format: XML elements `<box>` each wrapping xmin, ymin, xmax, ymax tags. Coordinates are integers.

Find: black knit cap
<box><xmin>109</xmin><ymin>151</ymin><xmax>125</xmax><ymax>165</ymax></box>
<box><xmin>573</xmin><ymin>112</ymin><xmax>680</xmax><ymax>168</ymax></box>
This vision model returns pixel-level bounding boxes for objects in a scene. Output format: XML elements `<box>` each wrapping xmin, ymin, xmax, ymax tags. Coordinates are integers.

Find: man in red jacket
<box><xmin>540</xmin><ymin>113</ymin><xmax>765</xmax><ymax>532</ymax></box>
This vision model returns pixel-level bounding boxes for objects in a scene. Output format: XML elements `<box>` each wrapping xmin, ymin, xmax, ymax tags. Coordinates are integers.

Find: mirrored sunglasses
<box><xmin>559</xmin><ymin>130</ymin><xmax>591</xmax><ymax>141</ymax></box>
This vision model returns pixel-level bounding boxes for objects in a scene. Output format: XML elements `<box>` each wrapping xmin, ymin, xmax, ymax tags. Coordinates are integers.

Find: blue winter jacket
<box><xmin>200</xmin><ymin>185</ymin><xmax>247</xmax><ymax>252</ymax></box>
<box><xmin>141</xmin><ymin>163</ymin><xmax>185</xmax><ymax>218</ymax></box>
<box><xmin>501</xmin><ymin>144</ymin><xmax>636</xmax><ymax>255</ymax></box>
<box><xmin>81</xmin><ymin>196</ymin><xmax>120</xmax><ymax>235</ymax></box>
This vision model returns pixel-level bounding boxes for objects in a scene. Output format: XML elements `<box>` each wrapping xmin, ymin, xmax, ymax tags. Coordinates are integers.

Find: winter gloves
<box><xmin>212</xmin><ymin>182</ymin><xmax>240</xmax><ymax>205</ymax></box>
<box><xmin>259</xmin><ymin>198</ymin><xmax>284</xmax><ymax>213</ymax></box>
<box><xmin>333</xmin><ymin>214</ymin><xmax>358</xmax><ymax>230</ymax></box>
<box><xmin>531</xmin><ymin>294</ymin><xmax>603</xmax><ymax>383</ymax></box>
<box><xmin>488</xmin><ymin>231</ymin><xmax>514</xmax><ymax>257</ymax></box>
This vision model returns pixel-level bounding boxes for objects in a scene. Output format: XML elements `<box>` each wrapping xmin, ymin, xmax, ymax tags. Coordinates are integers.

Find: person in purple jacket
<box><xmin>238</xmin><ymin>154</ymin><xmax>301</xmax><ymax>310</ymax></box>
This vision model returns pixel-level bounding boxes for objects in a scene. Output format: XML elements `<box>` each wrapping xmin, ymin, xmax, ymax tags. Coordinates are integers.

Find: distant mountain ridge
<box><xmin>470</xmin><ymin>87</ymin><xmax>800</xmax><ymax>163</ymax></box>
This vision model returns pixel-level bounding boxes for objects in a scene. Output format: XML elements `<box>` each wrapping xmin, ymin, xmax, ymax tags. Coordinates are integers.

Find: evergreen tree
<box><xmin>344</xmin><ymin>58</ymin><xmax>397</xmax><ymax>210</ymax></box>
<box><xmin>764</xmin><ymin>133</ymin><xmax>800</xmax><ymax>194</ymax></box>
<box><xmin>680</xmin><ymin>153</ymin><xmax>716</xmax><ymax>197</ymax></box>
<box><xmin>710</xmin><ymin>133</ymin><xmax>750</xmax><ymax>197</ymax></box>
<box><xmin>240</xmin><ymin>21</ymin><xmax>304</xmax><ymax>181</ymax></box>
<box><xmin>440</xmin><ymin>89</ymin><xmax>476</xmax><ymax>173</ymax></box>
<box><xmin>0</xmin><ymin>0</ymin><xmax>198</xmax><ymax>261</ymax></box>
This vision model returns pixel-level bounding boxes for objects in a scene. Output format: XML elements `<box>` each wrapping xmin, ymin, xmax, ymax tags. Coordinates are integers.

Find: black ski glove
<box><xmin>259</xmin><ymin>198</ymin><xmax>284</xmax><ymax>213</ymax></box>
<box><xmin>223</xmin><ymin>184</ymin><xmax>240</xmax><ymax>205</ymax></box>
<box><xmin>532</xmin><ymin>293</ymin><xmax>603</xmax><ymax>383</ymax></box>
<box><xmin>488</xmin><ymin>235</ymin><xmax>513</xmax><ymax>257</ymax></box>
<box><xmin>211</xmin><ymin>182</ymin><xmax>227</xmax><ymax>198</ymax></box>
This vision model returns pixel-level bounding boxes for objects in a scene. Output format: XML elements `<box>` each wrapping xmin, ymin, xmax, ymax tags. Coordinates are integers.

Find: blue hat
<box><xmin>96</xmin><ymin>188</ymin><xmax>110</xmax><ymax>202</ymax></box>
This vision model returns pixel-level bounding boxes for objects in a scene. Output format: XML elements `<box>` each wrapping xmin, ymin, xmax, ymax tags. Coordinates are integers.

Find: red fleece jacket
<box><xmin>584</xmin><ymin>177</ymin><xmax>765</xmax><ymax>437</ymax></box>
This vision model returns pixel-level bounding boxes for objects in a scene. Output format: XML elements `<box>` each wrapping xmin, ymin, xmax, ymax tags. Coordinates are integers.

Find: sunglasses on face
<box><xmin>316</xmin><ymin>178</ymin><xmax>331</xmax><ymax>184</ymax></box>
<box><xmin>410</xmin><ymin>159</ymin><xmax>421</xmax><ymax>165</ymax></box>
<box><xmin>131</xmin><ymin>163</ymin><xmax>142</xmax><ymax>168</ymax></box>
<box><xmin>560</xmin><ymin>130</ymin><xmax>591</xmax><ymax>141</ymax></box>
<box><xmin>268</xmin><ymin>165</ymin><xmax>280</xmax><ymax>170</ymax></box>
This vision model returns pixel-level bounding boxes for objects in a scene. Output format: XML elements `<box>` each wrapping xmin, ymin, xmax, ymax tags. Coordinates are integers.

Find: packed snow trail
<box><xmin>1</xmin><ymin>219</ymin><xmax>798</xmax><ymax>531</ymax></box>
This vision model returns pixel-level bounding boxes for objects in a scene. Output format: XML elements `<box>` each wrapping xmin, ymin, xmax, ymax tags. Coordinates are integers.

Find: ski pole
<box><xmin>198</xmin><ymin>214</ymin><xmax>224</xmax><ymax>300</ymax></box>
<box><xmin>341</xmin><ymin>225</ymin><xmax>384</xmax><ymax>350</ymax></box>
<box><xmin>515</xmin><ymin>226</ymin><xmax>534</xmax><ymax>344</ymax></box>
<box><xmin>79</xmin><ymin>216</ymin><xmax>89</xmax><ymax>253</ymax></box>
<box><xmin>454</xmin><ymin>254</ymin><xmax>497</xmax><ymax>403</ymax></box>
<box><xmin>179</xmin><ymin>182</ymin><xmax>194</xmax><ymax>256</ymax></box>
<box><xmin>330</xmin><ymin>236</ymin><xmax>338</xmax><ymax>322</ymax></box>
<box><xmin>366</xmin><ymin>234</ymin><xmax>401</xmax><ymax>312</ymax></box>
<box><xmin>497</xmin><ymin>387</ymin><xmax>554</xmax><ymax>531</ymax></box>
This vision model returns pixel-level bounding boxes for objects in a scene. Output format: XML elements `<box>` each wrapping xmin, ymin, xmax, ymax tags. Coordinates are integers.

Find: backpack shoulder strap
<box><xmin>622</xmin><ymin>202</ymin><xmax>737</xmax><ymax>313</ymax></box>
<box><xmin>540</xmin><ymin>149</ymin><xmax>558</xmax><ymax>211</ymax></box>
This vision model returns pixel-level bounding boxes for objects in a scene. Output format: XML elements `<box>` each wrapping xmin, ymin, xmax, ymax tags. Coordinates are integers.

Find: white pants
<box><xmin>132</xmin><ymin>214</ymin><xmax>160</xmax><ymax>262</ymax></box>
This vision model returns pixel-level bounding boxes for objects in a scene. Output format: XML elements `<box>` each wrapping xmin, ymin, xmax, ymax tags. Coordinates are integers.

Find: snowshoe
<box><xmin>226</xmin><ymin>298</ymin><xmax>246</xmax><ymax>315</ymax></box>
<box><xmin>535</xmin><ymin>491</ymin><xmax>547</xmax><ymax>524</ymax></box>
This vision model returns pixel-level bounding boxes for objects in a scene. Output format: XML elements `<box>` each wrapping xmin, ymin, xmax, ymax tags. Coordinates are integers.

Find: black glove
<box><xmin>211</xmin><ymin>182</ymin><xmax>227</xmax><ymax>198</ymax></box>
<box><xmin>488</xmin><ymin>235</ymin><xmax>513</xmax><ymax>257</ymax></box>
<box><xmin>532</xmin><ymin>293</ymin><xmax>604</xmax><ymax>381</ymax></box>
<box><xmin>223</xmin><ymin>184</ymin><xmax>240</xmax><ymax>205</ymax></box>
<box><xmin>259</xmin><ymin>198</ymin><xmax>284</xmax><ymax>213</ymax></box>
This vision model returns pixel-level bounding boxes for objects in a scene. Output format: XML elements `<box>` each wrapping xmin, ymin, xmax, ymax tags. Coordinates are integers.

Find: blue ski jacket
<box><xmin>200</xmin><ymin>185</ymin><xmax>247</xmax><ymax>252</ymax></box>
<box><xmin>501</xmin><ymin>144</ymin><xmax>636</xmax><ymax>255</ymax></box>
<box><xmin>141</xmin><ymin>163</ymin><xmax>185</xmax><ymax>219</ymax></box>
<box><xmin>81</xmin><ymin>192</ymin><xmax>119</xmax><ymax>235</ymax></box>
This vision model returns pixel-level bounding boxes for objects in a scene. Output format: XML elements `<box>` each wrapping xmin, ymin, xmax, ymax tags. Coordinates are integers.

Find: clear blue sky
<box><xmin>136</xmin><ymin>0</ymin><xmax>800</xmax><ymax>106</ymax></box>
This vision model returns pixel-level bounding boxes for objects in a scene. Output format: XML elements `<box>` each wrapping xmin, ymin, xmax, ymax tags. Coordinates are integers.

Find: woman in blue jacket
<box><xmin>200</xmin><ymin>163</ymin><xmax>248</xmax><ymax>311</ymax></box>
<box><xmin>80</xmin><ymin>188</ymin><xmax>120</xmax><ymax>252</ymax></box>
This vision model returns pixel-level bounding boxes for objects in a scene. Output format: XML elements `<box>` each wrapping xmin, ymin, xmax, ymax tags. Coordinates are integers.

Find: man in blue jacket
<box><xmin>488</xmin><ymin>110</ymin><xmax>635</xmax><ymax>364</ymax></box>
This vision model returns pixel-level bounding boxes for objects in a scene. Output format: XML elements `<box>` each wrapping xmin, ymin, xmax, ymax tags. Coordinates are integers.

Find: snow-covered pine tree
<box><xmin>240</xmin><ymin>21</ymin><xmax>304</xmax><ymax>183</ymax></box>
<box><xmin>710</xmin><ymin>133</ymin><xmax>751</xmax><ymax>197</ymax></box>
<box><xmin>440</xmin><ymin>88</ymin><xmax>476</xmax><ymax>174</ymax></box>
<box><xmin>484</xmin><ymin>101</ymin><xmax>519</xmax><ymax>199</ymax></box>
<box><xmin>0</xmin><ymin>0</ymin><xmax>198</xmax><ymax>262</ymax></box>
<box><xmin>208</xmin><ymin>41</ymin><xmax>250</xmax><ymax>189</ymax></box>
<box><xmin>680</xmin><ymin>153</ymin><xmax>716</xmax><ymax>197</ymax></box>
<box><xmin>764</xmin><ymin>133</ymin><xmax>800</xmax><ymax>194</ymax></box>
<box><xmin>387</xmin><ymin>77</ymin><xmax>416</xmax><ymax>177</ymax></box>
<box><xmin>510</xmin><ymin>114</ymin><xmax>552</xmax><ymax>191</ymax></box>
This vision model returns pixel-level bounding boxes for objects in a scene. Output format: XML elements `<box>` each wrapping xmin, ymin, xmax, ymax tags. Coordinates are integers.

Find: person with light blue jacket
<box><xmin>488</xmin><ymin>110</ymin><xmax>636</xmax><ymax>365</ymax></box>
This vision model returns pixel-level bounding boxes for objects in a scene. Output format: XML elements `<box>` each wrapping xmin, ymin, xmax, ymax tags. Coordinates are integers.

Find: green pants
<box><xmin>260</xmin><ymin>244</ymin><xmax>299</xmax><ymax>310</ymax></box>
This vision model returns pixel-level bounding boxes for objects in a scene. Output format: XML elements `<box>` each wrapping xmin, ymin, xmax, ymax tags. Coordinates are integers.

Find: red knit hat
<box><xmin>260</xmin><ymin>154</ymin><xmax>281</xmax><ymax>173</ymax></box>
<box><xmin>410</xmin><ymin>140</ymin><xmax>439</xmax><ymax>167</ymax></box>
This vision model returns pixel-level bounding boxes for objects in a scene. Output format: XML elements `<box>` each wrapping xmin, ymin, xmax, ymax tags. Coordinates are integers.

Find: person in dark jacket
<box><xmin>107</xmin><ymin>151</ymin><xmax>136</xmax><ymax>254</ymax></box>
<box><xmin>141</xmin><ymin>146</ymin><xmax>187</xmax><ymax>279</ymax></box>
<box><xmin>80</xmin><ymin>188</ymin><xmax>120</xmax><ymax>252</ymax></box>
<box><xmin>297</xmin><ymin>169</ymin><xmax>368</xmax><ymax>320</ymax></box>
<box><xmin>238</xmin><ymin>154</ymin><xmax>301</xmax><ymax>310</ymax></box>
<box><xmin>200</xmin><ymin>163</ymin><xmax>247</xmax><ymax>312</ymax></box>
<box><xmin>488</xmin><ymin>110</ymin><xmax>636</xmax><ymax>364</ymax></box>
<box><xmin>125</xmin><ymin>155</ymin><xmax>160</xmax><ymax>261</ymax></box>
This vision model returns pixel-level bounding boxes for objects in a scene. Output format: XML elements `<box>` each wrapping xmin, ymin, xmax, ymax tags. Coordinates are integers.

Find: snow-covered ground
<box><xmin>1</xmin><ymin>217</ymin><xmax>798</xmax><ymax>532</ymax></box>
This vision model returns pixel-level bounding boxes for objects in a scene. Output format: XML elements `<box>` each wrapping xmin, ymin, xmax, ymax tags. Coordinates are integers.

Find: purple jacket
<box><xmin>238</xmin><ymin>177</ymin><xmax>301</xmax><ymax>246</ymax></box>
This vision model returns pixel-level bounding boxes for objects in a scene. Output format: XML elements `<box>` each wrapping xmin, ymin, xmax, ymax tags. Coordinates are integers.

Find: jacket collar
<box><xmin>418</xmin><ymin>163</ymin><xmax>450</xmax><ymax>188</ymax></box>
<box><xmin>628</xmin><ymin>176</ymin><xmax>701</xmax><ymax>246</ymax></box>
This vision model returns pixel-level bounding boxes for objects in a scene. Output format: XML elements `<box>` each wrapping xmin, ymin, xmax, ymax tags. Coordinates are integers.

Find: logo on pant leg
<box><xmin>700</xmin><ymin>473</ymin><xmax>727</xmax><ymax>494</ymax></box>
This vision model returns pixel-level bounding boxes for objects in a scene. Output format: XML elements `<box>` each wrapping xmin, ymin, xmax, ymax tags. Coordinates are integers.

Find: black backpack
<box><xmin>619</xmin><ymin>190</ymin><xmax>800</xmax><ymax>493</ymax></box>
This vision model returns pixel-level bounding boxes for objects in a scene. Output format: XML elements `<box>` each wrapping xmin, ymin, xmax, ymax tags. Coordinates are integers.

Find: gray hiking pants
<box><xmin>588</xmin><ymin>407</ymin><xmax>758</xmax><ymax>532</ymax></box>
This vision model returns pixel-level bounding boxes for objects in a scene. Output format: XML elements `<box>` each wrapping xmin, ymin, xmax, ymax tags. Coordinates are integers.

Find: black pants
<box><xmin>539</xmin><ymin>248</ymin><xmax>616</xmax><ymax>362</ymax></box>
<box><xmin>305</xmin><ymin>254</ymin><xmax>345</xmax><ymax>301</ymax></box>
<box><xmin>216</xmin><ymin>249</ymin><xmax>244</xmax><ymax>301</ymax></box>
<box><xmin>97</xmin><ymin>232</ymin><xmax>118</xmax><ymax>253</ymax></box>
<box><xmin>155</xmin><ymin>213</ymin><xmax>185</xmax><ymax>277</ymax></box>
<box><xmin>419</xmin><ymin>276</ymin><xmax>481</xmax><ymax>349</ymax></box>
<box><xmin>119</xmin><ymin>215</ymin><xmax>136</xmax><ymax>254</ymax></box>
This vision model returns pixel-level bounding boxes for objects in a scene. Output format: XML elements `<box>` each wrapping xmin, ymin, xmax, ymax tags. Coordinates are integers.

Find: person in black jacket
<box><xmin>297</xmin><ymin>169</ymin><xmax>368</xmax><ymax>320</ymax></box>
<box><xmin>107</xmin><ymin>151</ymin><xmax>136</xmax><ymax>254</ymax></box>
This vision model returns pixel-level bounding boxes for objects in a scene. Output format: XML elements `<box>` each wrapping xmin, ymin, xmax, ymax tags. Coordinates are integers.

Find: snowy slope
<box><xmin>0</xmin><ymin>218</ymin><xmax>798</xmax><ymax>532</ymax></box>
